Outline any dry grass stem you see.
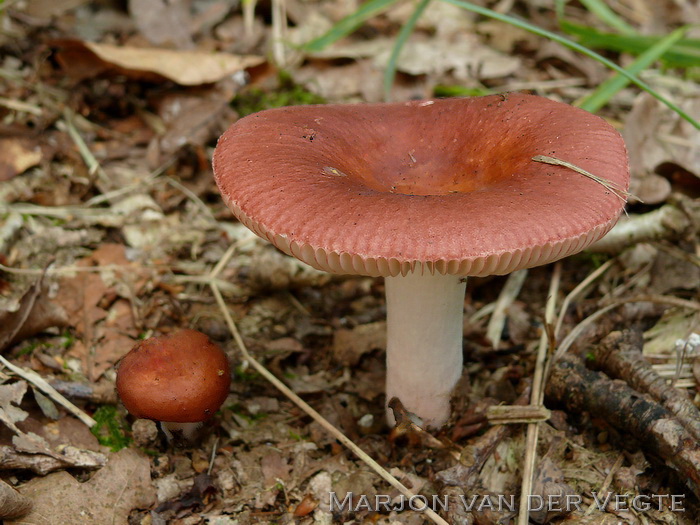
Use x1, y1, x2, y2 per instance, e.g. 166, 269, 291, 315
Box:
532, 155, 633, 203
554, 258, 615, 340
486, 269, 528, 348
0, 96, 42, 115
0, 355, 96, 428
62, 108, 109, 184
517, 262, 561, 525
485, 405, 551, 424
555, 295, 700, 360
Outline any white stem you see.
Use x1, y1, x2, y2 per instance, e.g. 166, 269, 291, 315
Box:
161, 421, 202, 442
385, 271, 466, 428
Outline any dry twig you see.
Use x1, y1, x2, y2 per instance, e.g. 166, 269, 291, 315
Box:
532, 155, 632, 203
518, 262, 560, 525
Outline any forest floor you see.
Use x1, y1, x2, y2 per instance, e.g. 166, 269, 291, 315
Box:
1, 0, 700, 524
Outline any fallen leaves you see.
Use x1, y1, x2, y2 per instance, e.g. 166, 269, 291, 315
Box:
0, 138, 42, 181
56, 243, 142, 381
624, 90, 700, 203
0, 380, 105, 475
333, 321, 386, 366
0, 272, 68, 353
0, 480, 31, 521
54, 40, 265, 85
6, 448, 155, 525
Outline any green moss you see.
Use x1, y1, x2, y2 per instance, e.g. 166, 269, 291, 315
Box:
232, 72, 325, 117
91, 406, 131, 451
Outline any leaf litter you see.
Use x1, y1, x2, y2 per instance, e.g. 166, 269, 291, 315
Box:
1, 0, 700, 524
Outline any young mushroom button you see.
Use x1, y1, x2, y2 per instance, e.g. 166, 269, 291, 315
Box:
116, 329, 231, 441
213, 94, 630, 428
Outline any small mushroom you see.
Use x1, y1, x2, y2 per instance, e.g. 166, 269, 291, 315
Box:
116, 329, 231, 441
213, 94, 629, 427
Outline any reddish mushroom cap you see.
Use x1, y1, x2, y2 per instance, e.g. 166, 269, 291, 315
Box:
213, 94, 629, 277
116, 330, 231, 423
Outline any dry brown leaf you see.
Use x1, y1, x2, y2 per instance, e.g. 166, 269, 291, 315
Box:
154, 87, 236, 159
332, 321, 386, 366
57, 244, 140, 380
260, 450, 291, 488
625, 91, 700, 201
54, 40, 265, 85
0, 382, 106, 475
0, 279, 69, 352
310, 34, 520, 81
7, 448, 155, 525
20, 0, 89, 19
0, 137, 42, 181
0, 480, 31, 521
0, 381, 29, 426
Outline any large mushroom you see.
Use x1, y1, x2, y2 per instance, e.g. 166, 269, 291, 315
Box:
213, 94, 629, 428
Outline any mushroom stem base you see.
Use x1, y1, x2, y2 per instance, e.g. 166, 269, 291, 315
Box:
160, 421, 203, 442
384, 271, 466, 428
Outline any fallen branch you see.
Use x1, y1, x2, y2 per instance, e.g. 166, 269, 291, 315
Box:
545, 354, 700, 498
590, 330, 700, 443
590, 203, 691, 253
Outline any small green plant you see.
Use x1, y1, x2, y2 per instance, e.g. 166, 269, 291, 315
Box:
233, 72, 325, 117
228, 403, 268, 423
16, 341, 41, 357
91, 406, 131, 451
572, 250, 611, 269
59, 331, 75, 349
288, 429, 304, 441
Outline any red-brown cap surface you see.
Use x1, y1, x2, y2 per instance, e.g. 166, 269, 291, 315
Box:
213, 94, 629, 277
116, 330, 231, 423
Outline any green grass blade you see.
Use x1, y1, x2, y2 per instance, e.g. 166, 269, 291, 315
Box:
578, 27, 688, 113
303, 0, 402, 53
578, 0, 636, 35
560, 20, 700, 68
383, 0, 432, 102
439, 0, 699, 130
